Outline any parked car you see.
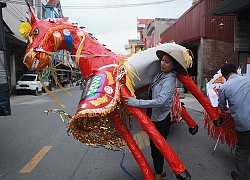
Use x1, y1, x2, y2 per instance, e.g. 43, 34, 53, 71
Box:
15, 74, 49, 95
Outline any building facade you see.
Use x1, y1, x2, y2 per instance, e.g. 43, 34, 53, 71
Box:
126, 18, 177, 54
146, 18, 177, 47
160, 0, 241, 92
131, 0, 250, 93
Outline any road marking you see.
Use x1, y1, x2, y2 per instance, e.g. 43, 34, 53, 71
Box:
19, 146, 52, 173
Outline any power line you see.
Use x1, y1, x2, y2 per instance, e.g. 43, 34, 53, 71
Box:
2, 0, 184, 9
3, 0, 34, 6
2, 0, 44, 8
1, 0, 181, 22
2, 0, 45, 23
4, 7, 23, 22
61, 0, 176, 9
4, 0, 27, 22
7, 0, 26, 19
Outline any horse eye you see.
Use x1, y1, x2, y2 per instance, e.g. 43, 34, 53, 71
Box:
33, 27, 39, 37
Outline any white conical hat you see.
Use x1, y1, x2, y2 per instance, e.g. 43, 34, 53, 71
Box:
156, 49, 188, 75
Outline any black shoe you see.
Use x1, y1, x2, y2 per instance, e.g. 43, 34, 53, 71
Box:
213, 117, 223, 127
176, 169, 191, 180
189, 125, 199, 135
231, 171, 239, 180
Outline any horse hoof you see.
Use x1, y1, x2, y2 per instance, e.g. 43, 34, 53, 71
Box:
176, 169, 191, 180
213, 117, 223, 127
189, 126, 198, 135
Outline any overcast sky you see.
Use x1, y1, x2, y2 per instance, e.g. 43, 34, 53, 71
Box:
60, 0, 192, 54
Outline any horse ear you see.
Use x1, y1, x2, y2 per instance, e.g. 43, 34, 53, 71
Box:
26, 1, 37, 24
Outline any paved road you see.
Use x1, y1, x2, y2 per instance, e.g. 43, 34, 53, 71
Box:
1, 88, 249, 180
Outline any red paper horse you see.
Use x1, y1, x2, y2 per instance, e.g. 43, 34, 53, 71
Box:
19, 5, 223, 180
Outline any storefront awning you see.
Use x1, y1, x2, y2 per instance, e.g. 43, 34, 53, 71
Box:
4, 20, 27, 47
204, 0, 250, 16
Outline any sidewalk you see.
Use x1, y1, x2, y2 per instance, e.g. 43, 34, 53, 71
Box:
181, 93, 204, 112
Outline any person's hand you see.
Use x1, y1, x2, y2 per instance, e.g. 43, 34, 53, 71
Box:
122, 96, 130, 106
217, 108, 221, 114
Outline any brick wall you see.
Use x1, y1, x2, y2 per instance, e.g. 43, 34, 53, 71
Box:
202, 38, 238, 77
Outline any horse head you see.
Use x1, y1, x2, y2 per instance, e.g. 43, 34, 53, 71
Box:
20, 7, 73, 71
19, 6, 125, 79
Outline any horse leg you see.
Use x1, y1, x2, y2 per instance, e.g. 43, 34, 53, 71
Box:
110, 111, 154, 180
181, 105, 199, 135
176, 74, 222, 127
121, 86, 191, 179
172, 88, 198, 135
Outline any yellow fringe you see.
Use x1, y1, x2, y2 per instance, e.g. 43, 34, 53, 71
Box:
37, 72, 65, 108
49, 60, 72, 97
185, 50, 193, 68
114, 55, 141, 98
115, 54, 131, 70
123, 64, 141, 98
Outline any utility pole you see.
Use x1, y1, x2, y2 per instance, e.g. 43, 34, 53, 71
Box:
0, 1, 11, 116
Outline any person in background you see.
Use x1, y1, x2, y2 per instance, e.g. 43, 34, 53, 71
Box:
218, 64, 250, 180
124, 49, 191, 180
